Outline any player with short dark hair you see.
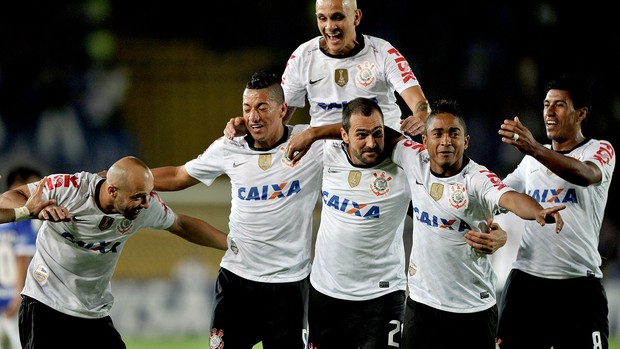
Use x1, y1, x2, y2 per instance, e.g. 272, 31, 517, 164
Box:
393, 99, 565, 349
496, 74, 615, 348
152, 72, 325, 348
307, 97, 411, 348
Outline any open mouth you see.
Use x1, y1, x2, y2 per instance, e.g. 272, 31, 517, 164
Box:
545, 119, 558, 131
325, 32, 342, 43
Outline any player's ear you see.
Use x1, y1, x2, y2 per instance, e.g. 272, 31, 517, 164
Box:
279, 102, 288, 120
341, 128, 349, 143
107, 184, 118, 198
354, 9, 362, 26
578, 107, 588, 121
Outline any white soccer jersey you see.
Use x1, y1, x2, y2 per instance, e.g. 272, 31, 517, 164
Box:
22, 172, 175, 318
310, 140, 411, 301
281, 34, 421, 130
392, 139, 515, 313
184, 125, 323, 283
503, 139, 615, 279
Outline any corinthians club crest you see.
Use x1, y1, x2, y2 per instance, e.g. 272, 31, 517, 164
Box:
448, 183, 468, 209
209, 328, 224, 349
355, 61, 377, 88
370, 171, 392, 196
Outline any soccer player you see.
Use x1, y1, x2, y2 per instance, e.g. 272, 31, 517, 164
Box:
151, 72, 325, 348
496, 75, 615, 349
282, 0, 429, 135
0, 156, 227, 349
0, 167, 41, 349
391, 99, 565, 349
226, 0, 430, 146
226, 96, 510, 348
307, 97, 411, 348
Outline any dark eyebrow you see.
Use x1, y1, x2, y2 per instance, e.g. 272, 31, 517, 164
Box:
430, 126, 462, 133
355, 125, 383, 133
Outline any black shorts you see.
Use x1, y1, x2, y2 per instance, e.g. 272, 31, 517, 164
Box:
307, 283, 405, 349
19, 295, 126, 349
497, 269, 609, 349
401, 297, 497, 349
210, 267, 309, 349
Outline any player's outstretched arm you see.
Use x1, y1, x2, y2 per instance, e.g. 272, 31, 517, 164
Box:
167, 213, 228, 251
151, 166, 200, 192
0, 177, 71, 222
286, 123, 343, 163
499, 191, 565, 233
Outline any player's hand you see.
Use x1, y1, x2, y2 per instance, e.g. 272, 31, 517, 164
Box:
535, 205, 565, 233
224, 117, 247, 140
498, 116, 540, 156
26, 178, 72, 222
400, 114, 425, 137
286, 128, 316, 163
464, 219, 507, 254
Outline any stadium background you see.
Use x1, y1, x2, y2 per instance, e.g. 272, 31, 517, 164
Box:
1, 0, 619, 347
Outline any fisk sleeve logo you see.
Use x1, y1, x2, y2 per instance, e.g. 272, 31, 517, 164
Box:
402, 139, 425, 152
387, 47, 415, 83
593, 141, 614, 166
479, 170, 507, 190
45, 174, 80, 190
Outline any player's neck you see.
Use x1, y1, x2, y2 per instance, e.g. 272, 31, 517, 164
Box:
552, 131, 585, 152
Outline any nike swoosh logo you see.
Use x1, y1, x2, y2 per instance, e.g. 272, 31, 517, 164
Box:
415, 180, 423, 185
233, 161, 248, 168
72, 217, 87, 222
327, 168, 340, 173
309, 77, 326, 85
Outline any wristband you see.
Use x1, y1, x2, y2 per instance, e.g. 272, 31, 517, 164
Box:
14, 206, 30, 222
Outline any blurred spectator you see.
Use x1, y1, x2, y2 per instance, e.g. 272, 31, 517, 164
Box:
0, 166, 42, 349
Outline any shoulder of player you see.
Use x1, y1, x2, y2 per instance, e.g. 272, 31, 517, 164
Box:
394, 138, 425, 155
463, 161, 507, 188
42, 171, 94, 196
584, 138, 614, 153
362, 34, 395, 50
290, 36, 322, 57
290, 124, 312, 135
362, 33, 389, 45
219, 136, 251, 152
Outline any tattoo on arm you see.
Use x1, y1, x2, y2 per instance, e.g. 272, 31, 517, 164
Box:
414, 100, 430, 114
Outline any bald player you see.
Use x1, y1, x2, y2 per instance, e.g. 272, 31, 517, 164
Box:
0, 156, 227, 349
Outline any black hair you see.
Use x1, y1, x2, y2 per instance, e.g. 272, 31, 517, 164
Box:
7, 166, 42, 188
342, 97, 384, 132
545, 74, 592, 113
245, 71, 285, 104
246, 71, 281, 89
426, 99, 467, 134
